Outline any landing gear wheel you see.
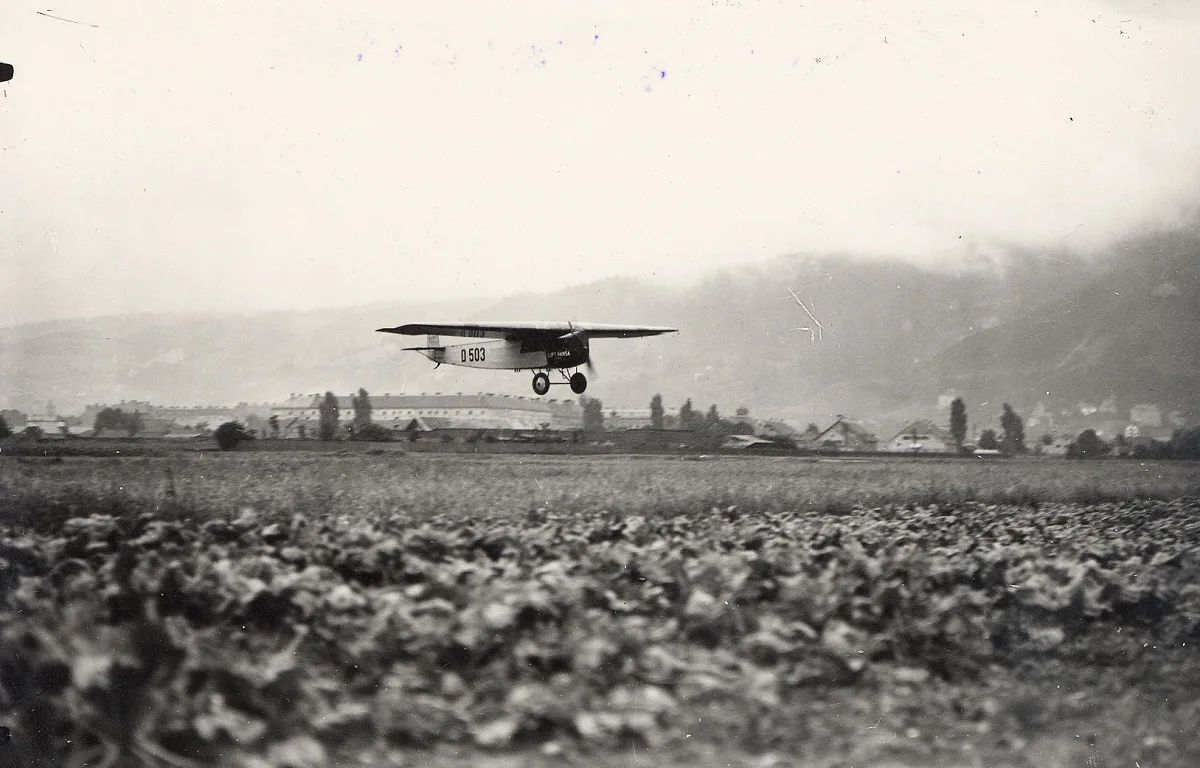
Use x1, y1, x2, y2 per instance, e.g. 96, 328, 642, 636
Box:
569, 372, 588, 394
532, 372, 551, 396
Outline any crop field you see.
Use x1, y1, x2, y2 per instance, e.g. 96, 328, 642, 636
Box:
2, 451, 1200, 768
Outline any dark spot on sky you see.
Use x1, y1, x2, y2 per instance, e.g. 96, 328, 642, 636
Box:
660, 70, 666, 79
1069, 117, 1074, 121
357, 53, 362, 62
594, 34, 599, 40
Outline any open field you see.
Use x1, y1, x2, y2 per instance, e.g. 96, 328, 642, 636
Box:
2, 451, 1200, 767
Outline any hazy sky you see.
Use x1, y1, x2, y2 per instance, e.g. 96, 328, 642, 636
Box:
3, 0, 1199, 326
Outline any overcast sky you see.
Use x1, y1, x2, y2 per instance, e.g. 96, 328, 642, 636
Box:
3, 0, 1199, 326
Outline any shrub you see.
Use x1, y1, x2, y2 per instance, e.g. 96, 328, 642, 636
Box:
1069, 429, 1109, 459
215, 421, 254, 451
354, 423, 392, 442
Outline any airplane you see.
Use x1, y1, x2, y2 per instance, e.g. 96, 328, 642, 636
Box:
375, 321, 678, 396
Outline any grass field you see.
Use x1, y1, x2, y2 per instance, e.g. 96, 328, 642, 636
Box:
2, 450, 1199, 767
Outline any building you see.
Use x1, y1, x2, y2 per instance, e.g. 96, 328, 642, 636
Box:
756, 419, 800, 441
268, 393, 584, 437
24, 415, 66, 437
1041, 435, 1075, 457
887, 420, 955, 453
720, 434, 778, 451
81, 401, 249, 430
605, 408, 654, 430
811, 416, 880, 452
936, 390, 960, 410
1130, 404, 1163, 428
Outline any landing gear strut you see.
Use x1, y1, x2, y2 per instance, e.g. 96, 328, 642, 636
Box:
532, 372, 550, 396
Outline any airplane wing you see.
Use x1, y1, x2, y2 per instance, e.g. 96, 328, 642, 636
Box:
376, 322, 677, 340
569, 322, 679, 339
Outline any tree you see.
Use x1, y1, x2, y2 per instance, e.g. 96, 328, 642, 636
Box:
215, 421, 254, 451
1000, 404, 1026, 455
268, 415, 280, 439
582, 397, 604, 434
319, 392, 340, 441
0, 415, 10, 438
650, 394, 664, 430
679, 399, 694, 429
93, 407, 121, 431
678, 399, 705, 430
1069, 429, 1109, 459
352, 388, 372, 433
949, 397, 967, 452
706, 404, 721, 426
1169, 427, 1200, 460
93, 407, 142, 436
978, 428, 999, 450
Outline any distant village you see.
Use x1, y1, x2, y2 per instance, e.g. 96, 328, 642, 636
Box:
0, 388, 1191, 458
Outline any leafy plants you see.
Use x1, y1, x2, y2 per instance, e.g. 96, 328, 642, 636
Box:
1, 453, 1198, 767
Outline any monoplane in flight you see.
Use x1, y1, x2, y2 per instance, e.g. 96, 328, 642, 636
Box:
376, 321, 677, 395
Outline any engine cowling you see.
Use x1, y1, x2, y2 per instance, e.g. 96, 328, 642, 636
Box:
545, 332, 590, 369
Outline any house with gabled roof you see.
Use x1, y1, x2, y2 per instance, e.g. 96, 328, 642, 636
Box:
812, 416, 879, 452
887, 419, 955, 453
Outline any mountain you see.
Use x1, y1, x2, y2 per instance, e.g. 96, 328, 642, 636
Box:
909, 227, 1200, 425
2, 234, 1196, 435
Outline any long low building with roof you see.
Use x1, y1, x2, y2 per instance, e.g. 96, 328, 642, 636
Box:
269, 393, 583, 436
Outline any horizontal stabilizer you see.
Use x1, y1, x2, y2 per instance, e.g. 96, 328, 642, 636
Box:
402, 346, 445, 351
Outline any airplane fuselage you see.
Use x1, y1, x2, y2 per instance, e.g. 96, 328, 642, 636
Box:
421, 337, 589, 371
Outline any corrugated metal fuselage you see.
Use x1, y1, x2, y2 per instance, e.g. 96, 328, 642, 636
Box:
419, 337, 589, 371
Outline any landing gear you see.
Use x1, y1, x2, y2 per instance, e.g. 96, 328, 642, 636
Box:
531, 370, 587, 396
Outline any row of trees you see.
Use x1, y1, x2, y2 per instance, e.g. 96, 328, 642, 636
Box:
93, 407, 145, 437
580, 394, 755, 441
947, 397, 1200, 460
1063, 426, 1200, 460
315, 389, 390, 441
947, 397, 1027, 454
219, 388, 377, 449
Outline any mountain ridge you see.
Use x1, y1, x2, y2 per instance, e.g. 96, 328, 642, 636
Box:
2, 240, 1196, 435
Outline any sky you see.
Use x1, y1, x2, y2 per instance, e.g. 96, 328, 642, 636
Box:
3, 0, 1200, 326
